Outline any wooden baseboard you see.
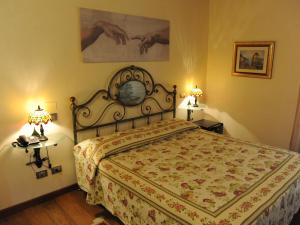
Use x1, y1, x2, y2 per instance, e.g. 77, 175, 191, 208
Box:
0, 183, 79, 218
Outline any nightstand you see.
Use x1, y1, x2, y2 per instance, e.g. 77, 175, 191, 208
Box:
193, 119, 224, 134
12, 137, 58, 169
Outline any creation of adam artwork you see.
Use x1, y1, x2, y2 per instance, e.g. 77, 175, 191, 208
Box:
80, 8, 170, 62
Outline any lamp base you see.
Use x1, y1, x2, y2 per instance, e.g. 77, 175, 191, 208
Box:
193, 96, 199, 107
39, 135, 48, 142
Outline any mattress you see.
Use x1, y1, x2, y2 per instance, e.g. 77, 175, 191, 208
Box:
74, 119, 300, 225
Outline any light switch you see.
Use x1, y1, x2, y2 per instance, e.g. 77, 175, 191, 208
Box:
50, 113, 58, 121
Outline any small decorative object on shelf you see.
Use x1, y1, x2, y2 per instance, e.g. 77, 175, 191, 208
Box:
190, 85, 203, 107
194, 119, 223, 134
28, 105, 52, 141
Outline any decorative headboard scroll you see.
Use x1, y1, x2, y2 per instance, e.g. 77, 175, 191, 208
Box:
70, 65, 177, 144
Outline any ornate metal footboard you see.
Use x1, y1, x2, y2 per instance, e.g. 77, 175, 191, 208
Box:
70, 65, 177, 144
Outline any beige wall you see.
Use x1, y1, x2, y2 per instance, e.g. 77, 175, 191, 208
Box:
0, 0, 209, 209
5, 0, 299, 211
205, 0, 300, 148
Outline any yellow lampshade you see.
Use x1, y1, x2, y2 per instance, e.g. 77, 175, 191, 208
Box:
191, 85, 203, 97
28, 105, 52, 125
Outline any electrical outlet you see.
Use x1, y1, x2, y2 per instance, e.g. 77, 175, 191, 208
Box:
36, 170, 48, 179
51, 165, 62, 174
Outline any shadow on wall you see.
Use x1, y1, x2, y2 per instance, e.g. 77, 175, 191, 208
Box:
204, 107, 260, 143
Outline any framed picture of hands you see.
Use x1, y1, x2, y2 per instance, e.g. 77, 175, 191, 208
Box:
80, 8, 170, 62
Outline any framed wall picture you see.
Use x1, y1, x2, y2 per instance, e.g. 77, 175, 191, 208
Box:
232, 41, 275, 79
80, 8, 170, 63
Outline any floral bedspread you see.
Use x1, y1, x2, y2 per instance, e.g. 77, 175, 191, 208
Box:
74, 120, 300, 225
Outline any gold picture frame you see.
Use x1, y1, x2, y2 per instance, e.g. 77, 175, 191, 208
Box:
232, 41, 275, 79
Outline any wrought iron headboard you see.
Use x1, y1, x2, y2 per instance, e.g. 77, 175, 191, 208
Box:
70, 65, 177, 144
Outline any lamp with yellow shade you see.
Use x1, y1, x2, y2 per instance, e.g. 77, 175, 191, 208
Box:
191, 85, 203, 107
28, 105, 52, 141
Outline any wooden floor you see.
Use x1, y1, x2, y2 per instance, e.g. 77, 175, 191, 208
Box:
0, 190, 122, 225
0, 189, 299, 225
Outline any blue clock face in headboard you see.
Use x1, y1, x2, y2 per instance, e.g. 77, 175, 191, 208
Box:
118, 80, 146, 106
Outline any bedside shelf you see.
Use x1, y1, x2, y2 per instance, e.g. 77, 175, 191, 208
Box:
193, 119, 224, 134
16, 140, 58, 150
12, 135, 60, 169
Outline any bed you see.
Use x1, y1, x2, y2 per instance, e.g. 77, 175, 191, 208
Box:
70, 65, 300, 225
